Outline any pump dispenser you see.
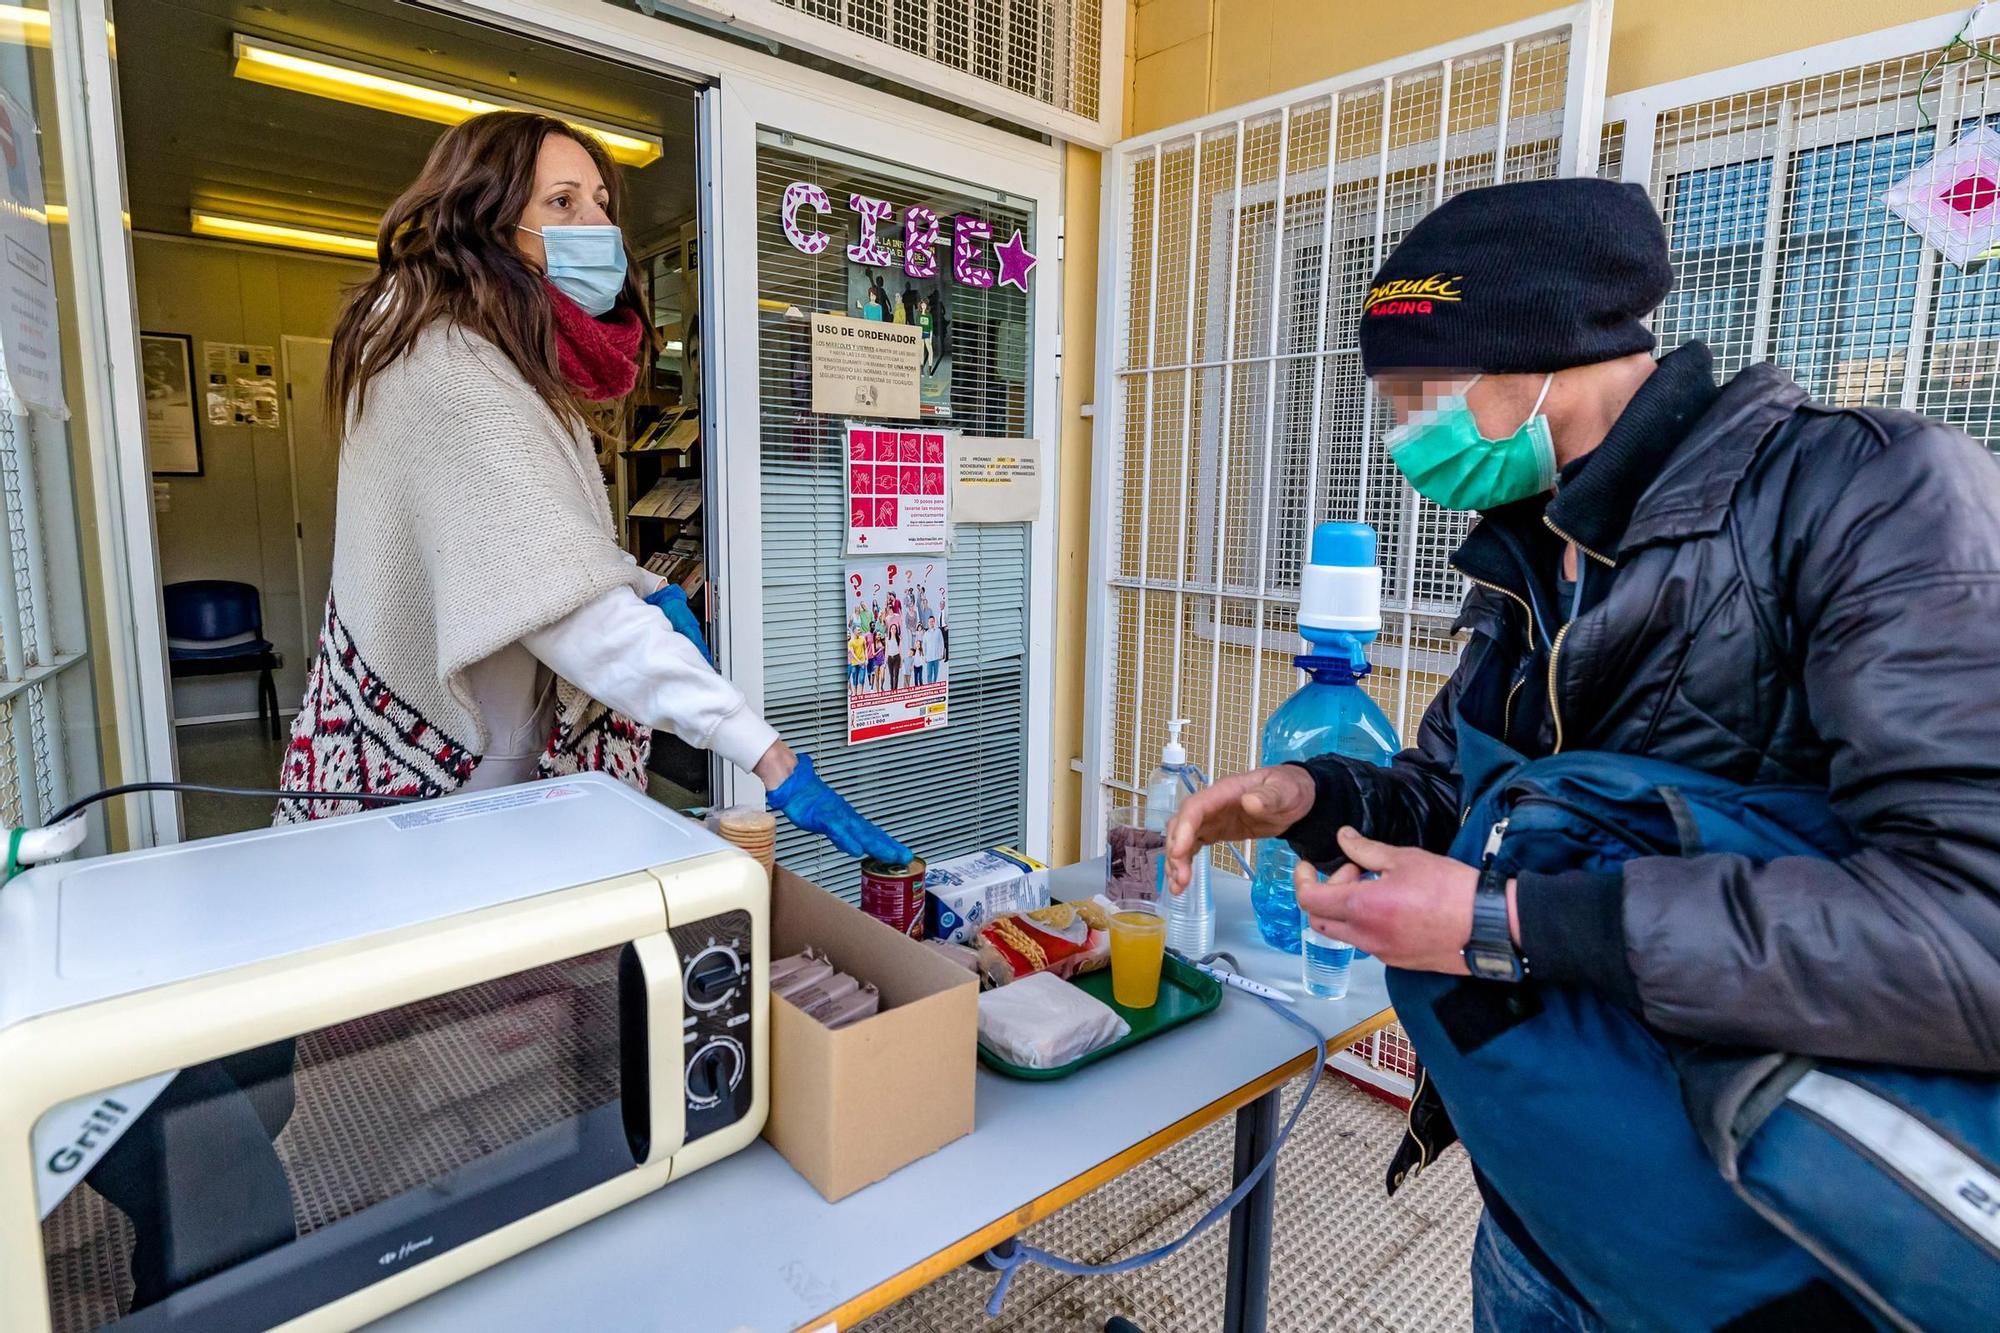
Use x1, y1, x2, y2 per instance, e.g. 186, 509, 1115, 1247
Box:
1145, 719, 1211, 955
1251, 523, 1400, 957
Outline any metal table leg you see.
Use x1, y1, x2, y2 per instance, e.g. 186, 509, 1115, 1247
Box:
1222, 1087, 1282, 1333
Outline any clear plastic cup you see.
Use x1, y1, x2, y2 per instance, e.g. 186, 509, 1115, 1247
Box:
1104, 804, 1164, 904
1302, 925, 1356, 999
1109, 899, 1167, 1009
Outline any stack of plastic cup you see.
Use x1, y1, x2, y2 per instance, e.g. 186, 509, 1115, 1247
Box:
709, 806, 776, 880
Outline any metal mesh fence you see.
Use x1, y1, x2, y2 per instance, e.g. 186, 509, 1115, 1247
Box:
1100, 27, 1581, 834
1651, 40, 2000, 446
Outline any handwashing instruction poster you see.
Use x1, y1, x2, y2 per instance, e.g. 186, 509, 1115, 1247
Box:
845, 421, 950, 555
844, 557, 948, 745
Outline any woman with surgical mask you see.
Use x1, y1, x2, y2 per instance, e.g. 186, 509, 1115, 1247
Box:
278, 111, 906, 864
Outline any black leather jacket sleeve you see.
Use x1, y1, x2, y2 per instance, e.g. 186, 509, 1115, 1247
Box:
1618, 419, 2000, 1070
1285, 642, 1474, 869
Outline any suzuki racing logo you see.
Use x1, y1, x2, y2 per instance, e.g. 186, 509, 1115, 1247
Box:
1364, 272, 1464, 317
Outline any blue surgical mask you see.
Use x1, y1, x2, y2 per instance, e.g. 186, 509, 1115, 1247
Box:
519, 223, 627, 316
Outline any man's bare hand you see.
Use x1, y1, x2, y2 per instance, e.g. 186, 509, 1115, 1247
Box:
1295, 826, 1485, 974
1163, 765, 1315, 896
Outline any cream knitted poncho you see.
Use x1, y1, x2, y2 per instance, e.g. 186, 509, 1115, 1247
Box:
277, 322, 656, 819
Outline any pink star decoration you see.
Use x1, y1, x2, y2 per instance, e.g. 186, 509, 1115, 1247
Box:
995, 229, 1037, 292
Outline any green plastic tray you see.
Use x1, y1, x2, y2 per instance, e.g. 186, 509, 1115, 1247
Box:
978, 954, 1224, 1080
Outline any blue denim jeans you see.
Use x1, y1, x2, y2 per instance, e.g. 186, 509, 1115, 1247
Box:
1471, 1211, 1602, 1333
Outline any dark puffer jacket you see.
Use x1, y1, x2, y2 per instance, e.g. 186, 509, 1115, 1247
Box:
1292, 344, 2000, 1072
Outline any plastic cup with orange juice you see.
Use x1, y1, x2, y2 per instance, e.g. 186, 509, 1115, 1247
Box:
1109, 899, 1167, 1009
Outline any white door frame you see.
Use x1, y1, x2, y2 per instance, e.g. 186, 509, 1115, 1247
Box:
442, 0, 1065, 856
54, 0, 182, 843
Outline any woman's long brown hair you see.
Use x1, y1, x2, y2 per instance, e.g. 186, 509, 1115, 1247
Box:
327, 111, 652, 428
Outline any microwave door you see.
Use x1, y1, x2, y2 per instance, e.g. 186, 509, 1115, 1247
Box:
621, 933, 687, 1168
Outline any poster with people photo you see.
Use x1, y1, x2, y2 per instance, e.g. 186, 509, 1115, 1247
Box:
844, 557, 949, 745
847, 225, 951, 417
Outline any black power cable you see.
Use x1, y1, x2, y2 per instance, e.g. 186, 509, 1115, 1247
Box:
47, 782, 421, 827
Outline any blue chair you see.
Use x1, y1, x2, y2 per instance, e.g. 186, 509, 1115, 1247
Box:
164, 581, 284, 739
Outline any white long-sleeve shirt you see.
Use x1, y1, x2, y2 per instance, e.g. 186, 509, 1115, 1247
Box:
460, 585, 778, 791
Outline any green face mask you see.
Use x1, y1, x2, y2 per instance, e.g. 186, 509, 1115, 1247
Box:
1386, 374, 1557, 511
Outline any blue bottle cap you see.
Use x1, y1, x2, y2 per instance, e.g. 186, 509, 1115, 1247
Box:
1310, 521, 1377, 569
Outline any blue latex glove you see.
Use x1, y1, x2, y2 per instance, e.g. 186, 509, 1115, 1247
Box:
767, 753, 912, 864
645, 584, 714, 666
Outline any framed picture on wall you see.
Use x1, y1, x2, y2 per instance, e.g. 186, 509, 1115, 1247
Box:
140, 331, 202, 475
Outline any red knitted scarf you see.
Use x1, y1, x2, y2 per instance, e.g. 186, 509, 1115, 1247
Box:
548, 282, 643, 402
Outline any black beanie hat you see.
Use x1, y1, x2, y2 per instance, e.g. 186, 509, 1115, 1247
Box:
1357, 178, 1674, 376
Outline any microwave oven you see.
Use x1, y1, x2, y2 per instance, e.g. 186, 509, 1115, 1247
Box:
0, 774, 768, 1333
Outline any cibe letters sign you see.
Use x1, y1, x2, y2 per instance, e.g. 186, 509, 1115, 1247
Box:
780, 184, 1038, 294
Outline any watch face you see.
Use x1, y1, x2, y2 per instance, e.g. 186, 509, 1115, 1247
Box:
1465, 946, 1522, 983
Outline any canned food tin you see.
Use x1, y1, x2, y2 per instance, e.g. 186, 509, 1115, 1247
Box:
860, 857, 927, 938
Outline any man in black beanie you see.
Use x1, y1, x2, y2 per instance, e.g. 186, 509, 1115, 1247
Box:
1167, 178, 2000, 1328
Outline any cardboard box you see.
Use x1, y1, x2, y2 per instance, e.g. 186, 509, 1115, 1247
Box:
764, 867, 978, 1201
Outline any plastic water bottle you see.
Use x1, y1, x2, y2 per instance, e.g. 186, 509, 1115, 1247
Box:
1251, 522, 1400, 954
1147, 719, 1212, 957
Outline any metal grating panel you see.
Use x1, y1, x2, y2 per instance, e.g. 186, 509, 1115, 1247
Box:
755, 138, 1032, 901
0, 395, 38, 668
27, 681, 55, 820
771, 0, 1102, 120
1098, 24, 1587, 834
1599, 118, 1625, 179
0, 698, 22, 829
1651, 40, 2000, 447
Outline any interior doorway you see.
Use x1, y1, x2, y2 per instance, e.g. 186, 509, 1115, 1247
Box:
110, 0, 707, 837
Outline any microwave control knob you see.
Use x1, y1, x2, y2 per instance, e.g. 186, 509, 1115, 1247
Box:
687, 1037, 743, 1105
685, 946, 743, 1011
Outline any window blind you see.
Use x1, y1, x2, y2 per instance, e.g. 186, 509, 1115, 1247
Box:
754, 135, 1033, 901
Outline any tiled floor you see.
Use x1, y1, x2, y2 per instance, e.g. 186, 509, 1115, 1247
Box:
857, 1076, 1481, 1333
173, 718, 291, 839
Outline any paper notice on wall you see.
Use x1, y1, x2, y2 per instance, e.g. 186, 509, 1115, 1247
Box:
949, 437, 1041, 523
203, 342, 281, 428
845, 422, 949, 555
203, 342, 232, 424
845, 557, 948, 745
811, 312, 922, 419
0, 88, 65, 415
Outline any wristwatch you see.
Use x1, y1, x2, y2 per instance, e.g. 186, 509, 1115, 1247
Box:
1463, 818, 1529, 983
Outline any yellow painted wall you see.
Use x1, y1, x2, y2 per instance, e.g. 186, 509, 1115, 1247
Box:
1128, 0, 1970, 135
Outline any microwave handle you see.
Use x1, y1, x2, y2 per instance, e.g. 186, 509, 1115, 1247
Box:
624, 933, 687, 1166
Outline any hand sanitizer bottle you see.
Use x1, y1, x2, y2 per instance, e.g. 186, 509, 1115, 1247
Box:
1146, 719, 1212, 957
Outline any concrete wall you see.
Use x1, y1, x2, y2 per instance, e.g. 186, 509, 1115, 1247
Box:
132, 235, 367, 722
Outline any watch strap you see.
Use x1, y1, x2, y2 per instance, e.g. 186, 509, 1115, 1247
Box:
1465, 857, 1528, 981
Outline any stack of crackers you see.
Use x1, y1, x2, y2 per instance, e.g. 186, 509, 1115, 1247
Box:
711, 805, 776, 880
